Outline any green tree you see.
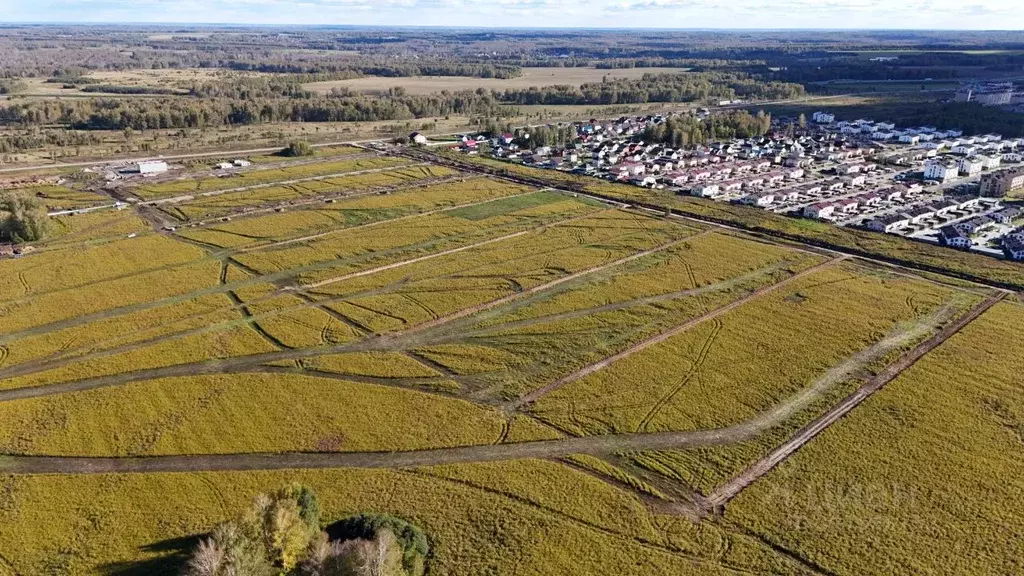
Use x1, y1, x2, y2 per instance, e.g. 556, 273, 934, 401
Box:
281, 141, 315, 157
0, 192, 50, 243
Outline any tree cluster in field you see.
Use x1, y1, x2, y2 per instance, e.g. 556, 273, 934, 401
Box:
494, 72, 805, 106
184, 484, 429, 576
280, 141, 315, 157
0, 130, 102, 154
0, 192, 50, 243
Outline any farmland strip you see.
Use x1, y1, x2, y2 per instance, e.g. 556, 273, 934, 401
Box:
509, 255, 849, 409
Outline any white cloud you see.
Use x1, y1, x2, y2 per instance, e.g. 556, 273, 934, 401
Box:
3, 0, 1023, 29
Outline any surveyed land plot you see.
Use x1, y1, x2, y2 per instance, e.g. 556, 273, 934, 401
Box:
232, 190, 608, 282
394, 232, 827, 400
725, 302, 1024, 576
0, 208, 698, 397
175, 176, 530, 249
528, 262, 976, 439
131, 156, 410, 200
165, 164, 459, 222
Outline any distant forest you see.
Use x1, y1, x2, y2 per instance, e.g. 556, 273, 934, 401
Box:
1, 25, 1023, 151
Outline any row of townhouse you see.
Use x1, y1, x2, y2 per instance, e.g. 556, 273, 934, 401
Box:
868, 196, 988, 234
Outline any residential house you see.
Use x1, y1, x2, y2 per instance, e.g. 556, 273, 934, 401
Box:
836, 198, 860, 213
867, 214, 910, 233
939, 226, 972, 249
690, 183, 720, 197
991, 207, 1020, 225
1003, 235, 1024, 260
804, 203, 837, 219
903, 206, 934, 224
740, 192, 776, 207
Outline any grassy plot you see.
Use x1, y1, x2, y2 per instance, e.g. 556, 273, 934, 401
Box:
176, 177, 529, 248
529, 262, 969, 436
44, 209, 151, 244
0, 257, 222, 336
727, 302, 1024, 576
0, 323, 276, 392
0, 462, 811, 576
0, 234, 204, 301
0, 373, 508, 456
413, 232, 821, 399
312, 209, 694, 335
24, 185, 110, 210
233, 193, 604, 281
132, 156, 410, 200
168, 164, 458, 222
0, 293, 240, 369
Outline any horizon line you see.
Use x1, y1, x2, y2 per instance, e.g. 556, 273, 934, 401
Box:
1, 22, 1023, 33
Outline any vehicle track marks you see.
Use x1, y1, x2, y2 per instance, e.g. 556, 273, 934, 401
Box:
636, 318, 722, 433
509, 256, 847, 409
704, 292, 1003, 508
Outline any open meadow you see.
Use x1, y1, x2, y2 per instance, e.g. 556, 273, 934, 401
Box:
0, 149, 1020, 576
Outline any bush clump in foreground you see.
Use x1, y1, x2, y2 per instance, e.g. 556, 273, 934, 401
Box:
0, 192, 50, 243
183, 484, 429, 576
281, 141, 315, 157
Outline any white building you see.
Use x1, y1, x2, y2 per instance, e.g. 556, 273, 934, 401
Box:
804, 203, 836, 220
952, 144, 978, 156
690, 183, 720, 198
959, 157, 984, 177
980, 155, 1002, 170
899, 134, 921, 145
137, 161, 168, 175
924, 161, 959, 182
812, 111, 836, 124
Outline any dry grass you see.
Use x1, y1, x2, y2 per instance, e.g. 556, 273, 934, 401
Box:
728, 302, 1024, 576
0, 373, 507, 456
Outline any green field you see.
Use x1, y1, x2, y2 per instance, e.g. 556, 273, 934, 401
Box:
0, 151, 1018, 575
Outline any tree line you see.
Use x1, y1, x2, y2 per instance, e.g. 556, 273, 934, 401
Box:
495, 72, 805, 106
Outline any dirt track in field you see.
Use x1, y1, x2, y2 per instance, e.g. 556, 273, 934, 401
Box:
0, 232, 698, 401
507, 255, 849, 409
704, 291, 1004, 508
0, 208, 589, 347
0, 293, 998, 477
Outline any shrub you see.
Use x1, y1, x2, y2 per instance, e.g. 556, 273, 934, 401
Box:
282, 141, 315, 157
327, 514, 430, 576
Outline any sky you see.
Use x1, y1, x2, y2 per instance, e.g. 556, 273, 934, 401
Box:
1, 0, 1022, 30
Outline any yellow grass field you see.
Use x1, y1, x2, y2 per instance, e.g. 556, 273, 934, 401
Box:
0, 157, 1014, 576
727, 302, 1024, 576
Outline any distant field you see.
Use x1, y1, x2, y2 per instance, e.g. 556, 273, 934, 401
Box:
303, 67, 691, 95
